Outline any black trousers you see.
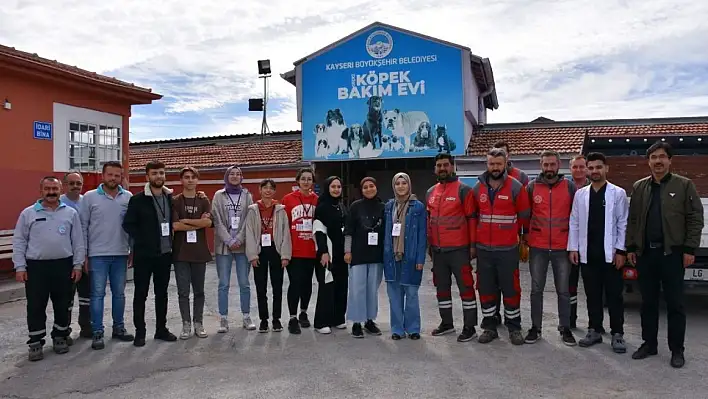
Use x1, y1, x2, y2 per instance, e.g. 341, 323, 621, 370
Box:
286, 257, 316, 316
133, 253, 172, 334
638, 249, 686, 352
25, 258, 74, 344
581, 258, 624, 335
314, 258, 348, 329
569, 263, 580, 326
69, 268, 91, 332
253, 246, 285, 321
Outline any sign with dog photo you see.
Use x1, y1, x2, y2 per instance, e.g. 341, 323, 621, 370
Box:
301, 26, 464, 161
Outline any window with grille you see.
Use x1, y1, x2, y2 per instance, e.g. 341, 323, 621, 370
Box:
68, 122, 121, 171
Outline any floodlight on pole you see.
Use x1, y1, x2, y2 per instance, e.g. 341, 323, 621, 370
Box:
249, 59, 272, 137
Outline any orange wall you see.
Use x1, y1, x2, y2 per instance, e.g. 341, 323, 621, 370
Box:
0, 68, 132, 230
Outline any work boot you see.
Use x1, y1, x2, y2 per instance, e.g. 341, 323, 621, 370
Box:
91, 332, 105, 350
112, 327, 135, 342
154, 329, 177, 342
53, 337, 69, 354
478, 329, 499, 344
509, 330, 525, 346
28, 342, 43, 362
578, 329, 602, 348
670, 351, 686, 368
632, 343, 658, 360
611, 333, 627, 354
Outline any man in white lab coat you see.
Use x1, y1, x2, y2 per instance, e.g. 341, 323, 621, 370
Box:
568, 152, 629, 354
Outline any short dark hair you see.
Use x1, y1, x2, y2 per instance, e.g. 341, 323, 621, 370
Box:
63, 170, 83, 182
296, 167, 314, 180
434, 153, 454, 164
260, 179, 276, 189
40, 176, 60, 186
571, 154, 586, 163
145, 160, 166, 174
493, 140, 510, 152
586, 152, 606, 165
646, 141, 673, 159
540, 150, 560, 161
102, 161, 123, 173
179, 166, 199, 179
488, 147, 507, 159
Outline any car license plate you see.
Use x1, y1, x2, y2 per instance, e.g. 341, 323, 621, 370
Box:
685, 268, 708, 281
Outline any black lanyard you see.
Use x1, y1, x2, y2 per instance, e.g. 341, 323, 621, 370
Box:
153, 195, 167, 221
260, 205, 275, 231
299, 198, 313, 218
226, 192, 243, 213
395, 198, 410, 222
185, 196, 198, 218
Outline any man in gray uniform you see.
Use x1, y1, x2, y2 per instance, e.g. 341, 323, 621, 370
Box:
12, 176, 84, 361
60, 170, 91, 340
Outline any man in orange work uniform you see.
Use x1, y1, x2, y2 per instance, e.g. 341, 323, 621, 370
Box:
471, 148, 530, 345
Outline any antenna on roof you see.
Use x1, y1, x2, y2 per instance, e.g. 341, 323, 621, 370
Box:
249, 60, 272, 139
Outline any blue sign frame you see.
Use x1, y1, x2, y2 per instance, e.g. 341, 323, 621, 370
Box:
301, 26, 465, 161
33, 121, 53, 141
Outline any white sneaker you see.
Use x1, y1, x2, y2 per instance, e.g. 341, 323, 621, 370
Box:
217, 317, 229, 333
194, 322, 208, 338
335, 323, 347, 330
180, 322, 192, 340
242, 316, 256, 331
316, 327, 332, 334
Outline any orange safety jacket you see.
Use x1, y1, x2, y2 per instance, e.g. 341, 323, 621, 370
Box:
426, 176, 475, 251
470, 172, 530, 251
527, 175, 577, 250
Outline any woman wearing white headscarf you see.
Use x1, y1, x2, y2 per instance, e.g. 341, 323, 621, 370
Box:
383, 173, 427, 340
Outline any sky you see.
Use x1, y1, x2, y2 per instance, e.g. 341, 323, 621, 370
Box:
2, 0, 707, 142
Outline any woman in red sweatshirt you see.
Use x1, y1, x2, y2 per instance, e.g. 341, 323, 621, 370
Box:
280, 167, 319, 334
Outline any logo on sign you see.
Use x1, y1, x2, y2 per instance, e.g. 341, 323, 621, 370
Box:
366, 30, 393, 59
33, 121, 52, 141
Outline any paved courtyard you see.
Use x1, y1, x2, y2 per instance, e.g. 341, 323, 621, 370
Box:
1, 262, 707, 399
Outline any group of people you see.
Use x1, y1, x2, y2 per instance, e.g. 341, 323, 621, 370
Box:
11, 140, 703, 369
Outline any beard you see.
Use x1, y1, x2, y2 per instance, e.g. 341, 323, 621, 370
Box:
543, 171, 558, 179
104, 181, 118, 189
489, 170, 503, 180
150, 180, 164, 188
590, 173, 603, 182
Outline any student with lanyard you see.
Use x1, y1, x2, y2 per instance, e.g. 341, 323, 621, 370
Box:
280, 168, 319, 334
312, 176, 349, 334
245, 179, 292, 333
211, 165, 255, 333
344, 177, 385, 338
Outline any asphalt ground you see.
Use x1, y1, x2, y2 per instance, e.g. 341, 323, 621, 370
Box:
1, 261, 707, 399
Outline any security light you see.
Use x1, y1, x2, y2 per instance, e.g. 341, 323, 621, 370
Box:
258, 60, 271, 75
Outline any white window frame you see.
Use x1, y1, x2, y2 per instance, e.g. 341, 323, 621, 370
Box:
67, 121, 122, 171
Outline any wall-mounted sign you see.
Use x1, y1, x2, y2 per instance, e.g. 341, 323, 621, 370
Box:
301, 26, 464, 161
33, 121, 53, 140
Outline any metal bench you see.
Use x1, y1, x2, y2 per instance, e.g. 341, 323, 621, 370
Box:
0, 229, 13, 260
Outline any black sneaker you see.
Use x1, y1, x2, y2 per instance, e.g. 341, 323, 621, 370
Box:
632, 343, 658, 360
670, 351, 685, 368
112, 327, 135, 342
298, 312, 311, 328
258, 320, 269, 333
364, 320, 382, 336
92, 332, 105, 350
133, 331, 146, 347
272, 319, 283, 332
392, 333, 403, 340
524, 328, 541, 344
431, 323, 456, 336
352, 323, 364, 338
409, 333, 421, 340
154, 329, 177, 342
560, 328, 577, 346
288, 317, 301, 334
478, 329, 499, 344
457, 326, 477, 342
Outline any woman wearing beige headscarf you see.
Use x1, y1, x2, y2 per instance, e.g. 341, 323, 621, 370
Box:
382, 173, 427, 340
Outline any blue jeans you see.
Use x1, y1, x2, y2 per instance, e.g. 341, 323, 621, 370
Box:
387, 282, 421, 335
89, 256, 128, 334
347, 263, 383, 323
215, 253, 251, 316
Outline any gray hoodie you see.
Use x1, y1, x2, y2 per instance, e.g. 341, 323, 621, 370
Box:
211, 188, 253, 255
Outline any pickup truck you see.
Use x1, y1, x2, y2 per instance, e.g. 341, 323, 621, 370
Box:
622, 198, 708, 291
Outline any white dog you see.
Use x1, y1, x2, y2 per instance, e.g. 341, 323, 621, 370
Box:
314, 123, 329, 157
382, 109, 430, 153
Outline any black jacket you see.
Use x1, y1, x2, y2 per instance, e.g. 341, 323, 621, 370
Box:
123, 187, 173, 258
314, 199, 347, 263
344, 197, 385, 266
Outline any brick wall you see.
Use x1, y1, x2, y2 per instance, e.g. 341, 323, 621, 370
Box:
607, 155, 708, 196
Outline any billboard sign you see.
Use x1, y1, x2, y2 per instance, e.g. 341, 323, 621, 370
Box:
301, 26, 465, 161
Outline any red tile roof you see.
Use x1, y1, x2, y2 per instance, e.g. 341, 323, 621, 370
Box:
586, 123, 708, 137
0, 44, 160, 96
129, 139, 303, 171
467, 127, 586, 156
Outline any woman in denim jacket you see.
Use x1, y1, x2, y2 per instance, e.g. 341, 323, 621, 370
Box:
383, 173, 427, 340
